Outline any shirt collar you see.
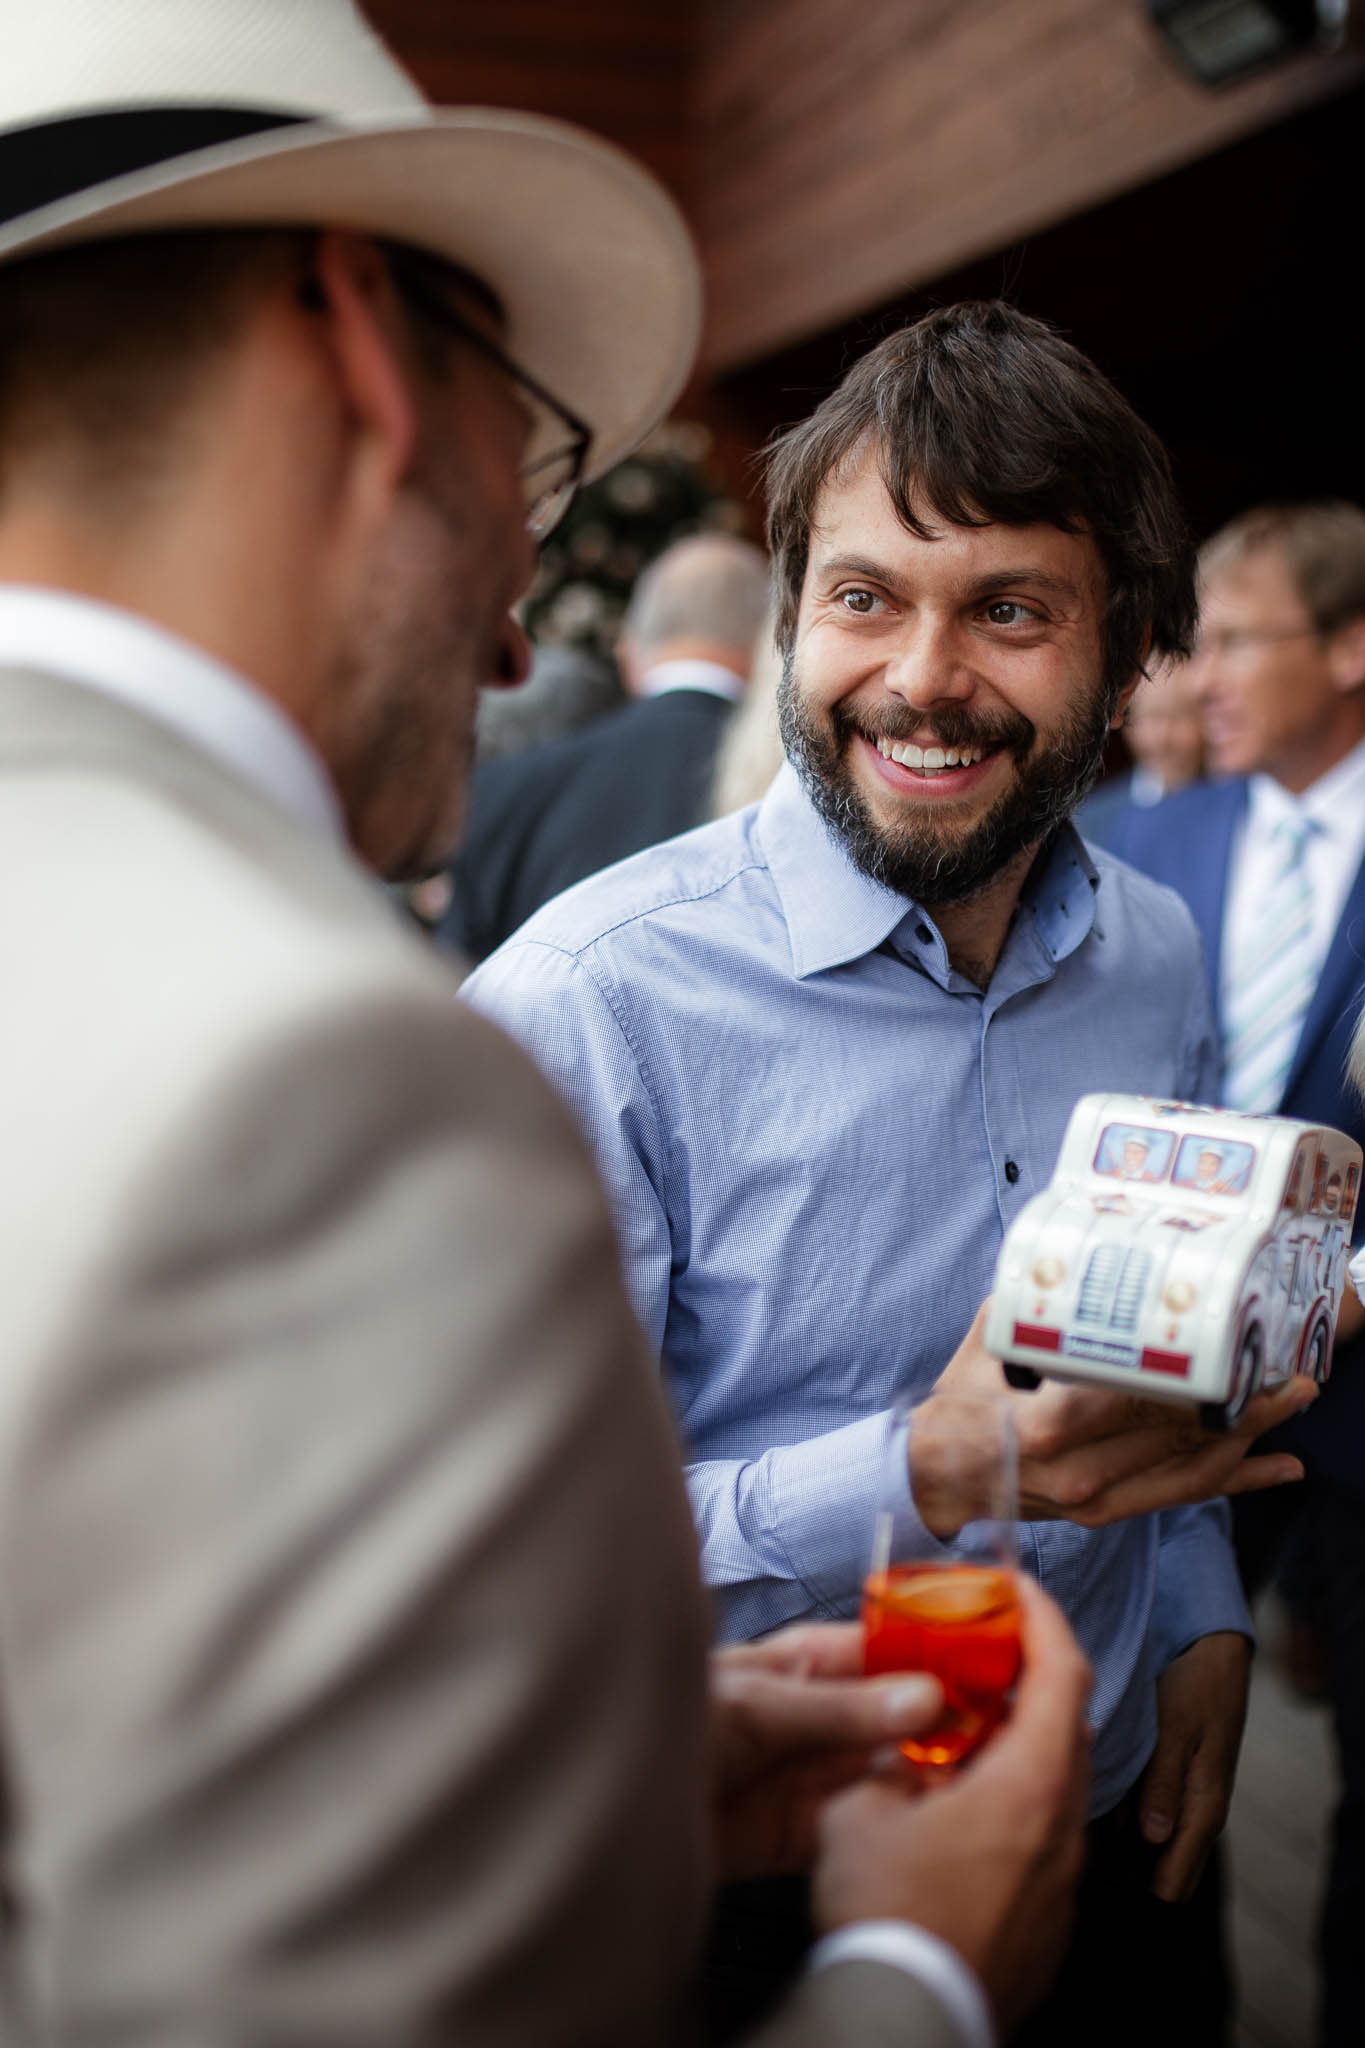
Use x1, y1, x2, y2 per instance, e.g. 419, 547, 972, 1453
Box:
1247, 732, 1365, 829
1293, 730, 1365, 838
0, 584, 344, 842
755, 760, 1101, 982
637, 657, 746, 704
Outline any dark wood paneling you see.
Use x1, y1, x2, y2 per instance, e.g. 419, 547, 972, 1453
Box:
701, 83, 1365, 542
364, 2, 696, 197
361, 0, 1361, 512
694, 0, 1362, 371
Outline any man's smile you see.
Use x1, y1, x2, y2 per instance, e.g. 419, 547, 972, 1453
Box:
859, 730, 1005, 799
875, 734, 988, 774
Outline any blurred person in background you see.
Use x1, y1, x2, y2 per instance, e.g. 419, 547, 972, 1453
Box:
1110, 500, 1365, 2048
1074, 652, 1203, 849
473, 637, 624, 763
404, 640, 621, 925
436, 531, 769, 961
710, 618, 787, 818
0, 6, 1097, 2047
465, 302, 1317, 2048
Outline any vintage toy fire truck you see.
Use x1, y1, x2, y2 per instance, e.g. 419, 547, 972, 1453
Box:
985, 1095, 1362, 1430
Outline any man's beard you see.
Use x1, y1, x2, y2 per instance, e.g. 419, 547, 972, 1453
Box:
777, 656, 1113, 907
326, 472, 485, 881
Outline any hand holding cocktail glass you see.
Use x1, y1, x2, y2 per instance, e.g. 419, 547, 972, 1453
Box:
864, 1396, 1021, 1774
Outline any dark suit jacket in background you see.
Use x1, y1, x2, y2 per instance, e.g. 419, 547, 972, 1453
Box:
1073, 769, 1142, 851
1110, 779, 1365, 1489
438, 686, 735, 963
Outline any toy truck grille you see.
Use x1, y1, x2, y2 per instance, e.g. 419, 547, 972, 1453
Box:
1076, 1246, 1152, 1333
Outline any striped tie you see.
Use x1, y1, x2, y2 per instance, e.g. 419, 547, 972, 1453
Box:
1221, 815, 1320, 1113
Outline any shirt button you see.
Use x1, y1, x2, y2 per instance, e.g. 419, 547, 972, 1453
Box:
916, 923, 932, 944
1004, 1159, 1021, 1184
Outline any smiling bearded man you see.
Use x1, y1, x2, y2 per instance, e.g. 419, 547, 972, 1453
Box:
463, 301, 1316, 2048
776, 512, 1115, 918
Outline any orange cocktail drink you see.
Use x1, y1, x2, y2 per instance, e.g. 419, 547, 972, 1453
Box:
863, 1558, 1022, 1769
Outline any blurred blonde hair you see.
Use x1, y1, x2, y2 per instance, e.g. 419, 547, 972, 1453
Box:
1350, 1005, 1365, 1102
709, 620, 785, 817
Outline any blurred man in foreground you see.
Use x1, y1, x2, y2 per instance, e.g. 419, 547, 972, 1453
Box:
0, 4, 1093, 2044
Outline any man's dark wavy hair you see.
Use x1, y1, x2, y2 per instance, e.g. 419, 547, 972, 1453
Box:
764, 300, 1198, 713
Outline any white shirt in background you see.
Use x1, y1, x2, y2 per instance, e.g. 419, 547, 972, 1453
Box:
1221, 733, 1365, 1024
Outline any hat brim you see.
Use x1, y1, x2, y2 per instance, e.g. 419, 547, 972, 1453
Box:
0, 108, 702, 479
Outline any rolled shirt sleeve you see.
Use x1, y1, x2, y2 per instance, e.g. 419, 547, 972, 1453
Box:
1151, 1500, 1253, 1671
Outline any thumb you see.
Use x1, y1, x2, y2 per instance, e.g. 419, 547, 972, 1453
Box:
730, 1668, 944, 1759
1139, 1726, 1191, 1845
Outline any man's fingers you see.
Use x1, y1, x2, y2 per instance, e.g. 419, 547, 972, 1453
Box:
1150, 1806, 1217, 1903
1138, 1733, 1188, 1848
720, 1666, 945, 1760
1013, 1376, 1317, 1518
976, 1578, 1092, 1789
1019, 1421, 1201, 1515
1017, 1380, 1196, 1454
1222, 1453, 1305, 1496
1234, 1376, 1318, 1439
1020, 1389, 1314, 1525
1091, 1427, 1305, 1522
716, 1622, 864, 1682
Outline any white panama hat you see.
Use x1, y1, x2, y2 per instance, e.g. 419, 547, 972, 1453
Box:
0, 0, 703, 479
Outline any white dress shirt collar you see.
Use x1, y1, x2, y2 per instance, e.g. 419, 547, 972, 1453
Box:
636, 657, 746, 704
0, 584, 343, 843
1248, 731, 1365, 839
1129, 765, 1166, 808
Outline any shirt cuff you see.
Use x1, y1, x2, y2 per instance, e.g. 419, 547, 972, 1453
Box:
763, 1411, 920, 1611
1151, 1500, 1252, 1670
810, 1921, 995, 2048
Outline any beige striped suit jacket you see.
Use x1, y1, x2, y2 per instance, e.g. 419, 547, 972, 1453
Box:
0, 665, 970, 2048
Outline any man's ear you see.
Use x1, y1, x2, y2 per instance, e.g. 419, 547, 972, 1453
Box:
307, 230, 418, 534
1109, 631, 1152, 729
1326, 616, 1365, 698
1110, 673, 1143, 730
617, 633, 645, 695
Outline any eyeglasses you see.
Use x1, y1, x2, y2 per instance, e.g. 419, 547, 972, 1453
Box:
1193, 625, 1320, 660
384, 248, 593, 541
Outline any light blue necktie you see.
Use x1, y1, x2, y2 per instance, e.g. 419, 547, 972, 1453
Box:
1222, 814, 1320, 1113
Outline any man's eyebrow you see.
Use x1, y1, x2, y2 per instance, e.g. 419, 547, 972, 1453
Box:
810, 552, 904, 586
966, 568, 1085, 604
810, 553, 1086, 606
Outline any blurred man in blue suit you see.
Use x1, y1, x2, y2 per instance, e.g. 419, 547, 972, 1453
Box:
1110, 500, 1365, 2048
1075, 652, 1203, 850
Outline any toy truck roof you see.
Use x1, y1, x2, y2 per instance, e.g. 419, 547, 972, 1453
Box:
1055, 1095, 1345, 1214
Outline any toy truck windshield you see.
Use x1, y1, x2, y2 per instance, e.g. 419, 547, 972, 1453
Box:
1091, 1120, 1256, 1199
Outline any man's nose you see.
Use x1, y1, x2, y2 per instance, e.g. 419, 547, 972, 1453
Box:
491, 614, 532, 689
881, 619, 976, 708
1188, 644, 1220, 702
1186, 667, 1219, 716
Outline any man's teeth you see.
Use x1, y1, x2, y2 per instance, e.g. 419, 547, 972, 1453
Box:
875, 737, 984, 773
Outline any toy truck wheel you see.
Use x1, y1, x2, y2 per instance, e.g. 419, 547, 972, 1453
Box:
1003, 1362, 1042, 1391
1200, 1320, 1263, 1434
1301, 1312, 1333, 1384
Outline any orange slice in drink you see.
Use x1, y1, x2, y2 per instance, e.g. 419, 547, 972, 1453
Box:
879, 1566, 1015, 1622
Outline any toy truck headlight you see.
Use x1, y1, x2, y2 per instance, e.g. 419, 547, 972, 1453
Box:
1032, 1257, 1065, 1289
1163, 1280, 1197, 1314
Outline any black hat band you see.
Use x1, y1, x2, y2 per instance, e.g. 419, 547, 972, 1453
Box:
0, 106, 310, 231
